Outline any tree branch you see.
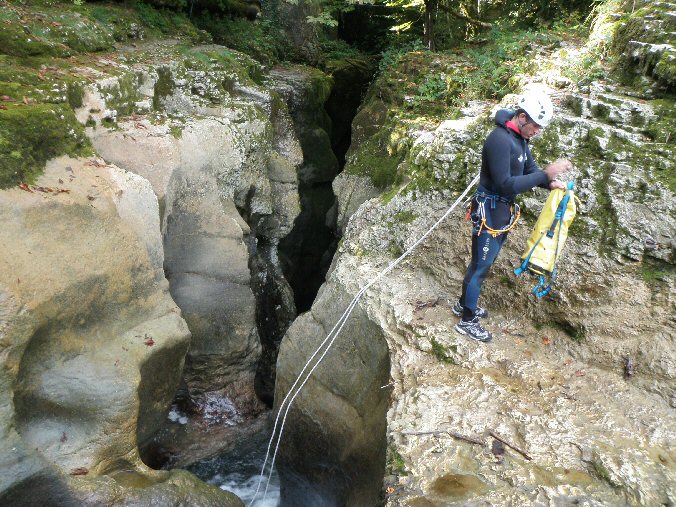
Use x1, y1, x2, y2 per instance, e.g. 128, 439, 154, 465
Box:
438, 5, 492, 28
399, 430, 486, 446
489, 431, 532, 460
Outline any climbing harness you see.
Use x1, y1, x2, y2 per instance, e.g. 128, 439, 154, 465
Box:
470, 190, 521, 237
248, 173, 481, 505
514, 181, 576, 297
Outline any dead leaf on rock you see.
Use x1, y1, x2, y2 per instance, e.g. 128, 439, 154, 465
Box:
144, 338, 155, 347
386, 486, 395, 494
18, 182, 33, 192
574, 370, 585, 377
70, 467, 89, 476
87, 159, 107, 168
542, 336, 551, 345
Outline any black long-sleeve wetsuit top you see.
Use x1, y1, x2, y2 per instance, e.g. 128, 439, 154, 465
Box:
479, 109, 549, 200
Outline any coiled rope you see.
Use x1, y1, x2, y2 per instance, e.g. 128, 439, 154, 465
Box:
248, 173, 480, 505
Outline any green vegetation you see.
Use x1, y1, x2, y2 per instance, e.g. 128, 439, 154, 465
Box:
430, 337, 457, 364
193, 15, 290, 66
0, 104, 91, 187
345, 128, 404, 189
640, 257, 675, 285
387, 446, 408, 476
387, 240, 403, 258
552, 320, 585, 343
392, 210, 417, 224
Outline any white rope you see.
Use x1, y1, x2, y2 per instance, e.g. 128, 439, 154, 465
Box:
248, 173, 480, 506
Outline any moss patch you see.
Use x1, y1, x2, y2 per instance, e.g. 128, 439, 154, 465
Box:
430, 337, 457, 364
387, 446, 408, 476
345, 128, 403, 189
0, 103, 91, 188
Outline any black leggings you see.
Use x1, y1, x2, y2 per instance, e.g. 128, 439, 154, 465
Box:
459, 198, 512, 320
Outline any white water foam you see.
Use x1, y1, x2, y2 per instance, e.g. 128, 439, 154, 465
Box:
213, 472, 280, 507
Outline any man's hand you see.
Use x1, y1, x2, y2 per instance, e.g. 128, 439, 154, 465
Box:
544, 158, 573, 181
549, 179, 566, 190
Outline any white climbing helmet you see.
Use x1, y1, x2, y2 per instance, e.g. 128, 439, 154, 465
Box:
517, 90, 554, 127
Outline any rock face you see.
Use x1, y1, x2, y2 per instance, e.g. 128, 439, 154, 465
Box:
77, 47, 303, 409
272, 66, 341, 313
274, 279, 391, 506
275, 2, 675, 505
0, 157, 241, 506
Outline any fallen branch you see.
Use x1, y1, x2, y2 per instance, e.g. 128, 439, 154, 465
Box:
415, 297, 439, 311
399, 430, 485, 446
489, 431, 532, 461
437, 5, 492, 28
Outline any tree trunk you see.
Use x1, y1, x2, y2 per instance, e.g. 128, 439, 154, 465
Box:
424, 0, 437, 51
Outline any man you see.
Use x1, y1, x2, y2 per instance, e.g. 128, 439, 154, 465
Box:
453, 90, 572, 343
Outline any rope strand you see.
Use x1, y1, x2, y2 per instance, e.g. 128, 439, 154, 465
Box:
248, 174, 480, 506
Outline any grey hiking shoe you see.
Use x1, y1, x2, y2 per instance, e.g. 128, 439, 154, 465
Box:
452, 300, 488, 319
455, 317, 492, 343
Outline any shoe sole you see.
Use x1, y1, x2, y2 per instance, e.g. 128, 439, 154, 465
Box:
454, 324, 492, 343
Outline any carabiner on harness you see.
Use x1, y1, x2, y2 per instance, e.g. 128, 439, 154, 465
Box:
474, 198, 521, 238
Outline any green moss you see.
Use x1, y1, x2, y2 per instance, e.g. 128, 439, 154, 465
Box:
640, 257, 675, 285
430, 337, 457, 364
563, 95, 583, 116
387, 240, 403, 258
153, 66, 174, 111
346, 129, 403, 189
551, 320, 585, 343
0, 23, 67, 58
578, 127, 606, 160
533, 123, 564, 163
499, 275, 516, 289
593, 162, 622, 256
0, 104, 91, 188
392, 210, 417, 224
99, 72, 143, 117
169, 125, 183, 139
193, 15, 292, 66
590, 103, 610, 121
66, 81, 85, 109
387, 446, 408, 476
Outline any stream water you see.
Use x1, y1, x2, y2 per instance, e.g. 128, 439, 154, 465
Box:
187, 428, 281, 507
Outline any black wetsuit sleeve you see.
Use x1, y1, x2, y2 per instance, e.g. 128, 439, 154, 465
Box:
484, 133, 549, 195
523, 144, 550, 189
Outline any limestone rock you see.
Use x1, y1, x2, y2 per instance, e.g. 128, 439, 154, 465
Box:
0, 157, 239, 506
274, 278, 390, 506
77, 57, 302, 403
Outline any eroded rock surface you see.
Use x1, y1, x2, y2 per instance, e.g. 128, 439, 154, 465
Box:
0, 157, 241, 506
75, 47, 303, 410
276, 2, 675, 504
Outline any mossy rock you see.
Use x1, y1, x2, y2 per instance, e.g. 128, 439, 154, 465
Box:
0, 23, 68, 58
29, 13, 116, 53
0, 104, 91, 188
345, 127, 403, 189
